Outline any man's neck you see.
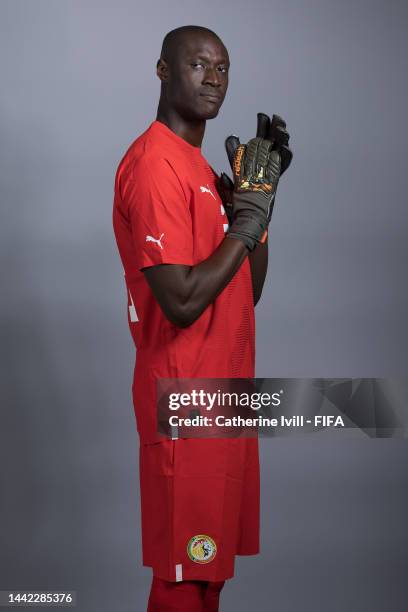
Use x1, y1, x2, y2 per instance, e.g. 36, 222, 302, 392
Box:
156, 106, 205, 148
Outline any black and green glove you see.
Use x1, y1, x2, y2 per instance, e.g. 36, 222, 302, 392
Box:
217, 113, 293, 233
225, 135, 281, 251
254, 113, 292, 175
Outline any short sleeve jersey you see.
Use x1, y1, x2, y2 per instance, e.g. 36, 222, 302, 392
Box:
113, 120, 255, 443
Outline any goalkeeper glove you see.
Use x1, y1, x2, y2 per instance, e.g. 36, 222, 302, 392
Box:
218, 113, 293, 232
254, 113, 292, 175
225, 135, 280, 251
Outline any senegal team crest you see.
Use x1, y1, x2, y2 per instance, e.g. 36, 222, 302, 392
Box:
187, 534, 217, 564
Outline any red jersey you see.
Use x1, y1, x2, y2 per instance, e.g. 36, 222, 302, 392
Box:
113, 120, 255, 443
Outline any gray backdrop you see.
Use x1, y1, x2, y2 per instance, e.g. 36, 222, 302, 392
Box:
1, 0, 407, 610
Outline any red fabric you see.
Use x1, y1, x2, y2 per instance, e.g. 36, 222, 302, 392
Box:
147, 576, 207, 612
139, 437, 260, 581
112, 120, 255, 444
147, 577, 225, 612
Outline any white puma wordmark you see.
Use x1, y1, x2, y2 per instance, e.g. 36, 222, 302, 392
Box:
146, 233, 164, 249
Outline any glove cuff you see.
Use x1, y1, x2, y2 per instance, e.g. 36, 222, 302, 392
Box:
227, 213, 267, 251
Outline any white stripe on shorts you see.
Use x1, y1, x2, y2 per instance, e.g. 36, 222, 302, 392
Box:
175, 564, 183, 582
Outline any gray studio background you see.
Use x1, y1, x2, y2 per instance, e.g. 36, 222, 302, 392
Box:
1, 0, 407, 611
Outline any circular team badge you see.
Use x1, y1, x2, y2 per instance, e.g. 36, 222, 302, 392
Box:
187, 534, 217, 564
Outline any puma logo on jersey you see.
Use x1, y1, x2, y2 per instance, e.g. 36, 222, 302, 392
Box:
200, 184, 216, 200
146, 233, 164, 249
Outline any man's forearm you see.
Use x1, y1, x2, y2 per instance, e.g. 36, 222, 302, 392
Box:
248, 236, 268, 306
143, 236, 249, 328
179, 236, 249, 325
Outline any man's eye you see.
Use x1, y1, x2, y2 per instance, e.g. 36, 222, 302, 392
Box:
218, 66, 228, 73
191, 62, 205, 69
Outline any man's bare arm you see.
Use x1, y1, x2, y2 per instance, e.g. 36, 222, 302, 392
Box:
142, 237, 248, 328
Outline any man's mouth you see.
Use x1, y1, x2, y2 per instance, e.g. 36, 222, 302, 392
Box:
200, 93, 222, 102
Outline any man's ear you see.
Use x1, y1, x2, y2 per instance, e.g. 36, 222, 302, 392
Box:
156, 58, 169, 82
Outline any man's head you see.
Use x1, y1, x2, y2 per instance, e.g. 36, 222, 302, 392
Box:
156, 25, 229, 121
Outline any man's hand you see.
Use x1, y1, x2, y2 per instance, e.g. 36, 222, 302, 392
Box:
254, 113, 292, 175
216, 113, 293, 228
216, 172, 234, 224
225, 134, 281, 251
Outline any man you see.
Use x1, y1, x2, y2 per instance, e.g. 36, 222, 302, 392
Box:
112, 24, 291, 612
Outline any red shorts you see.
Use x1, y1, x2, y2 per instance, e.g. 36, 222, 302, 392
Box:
139, 436, 260, 582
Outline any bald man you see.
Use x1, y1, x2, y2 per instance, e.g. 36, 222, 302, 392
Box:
113, 25, 285, 611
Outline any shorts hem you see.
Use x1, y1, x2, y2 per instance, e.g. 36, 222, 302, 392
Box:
143, 562, 235, 583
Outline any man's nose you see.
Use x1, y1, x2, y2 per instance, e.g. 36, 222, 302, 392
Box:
203, 67, 221, 86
